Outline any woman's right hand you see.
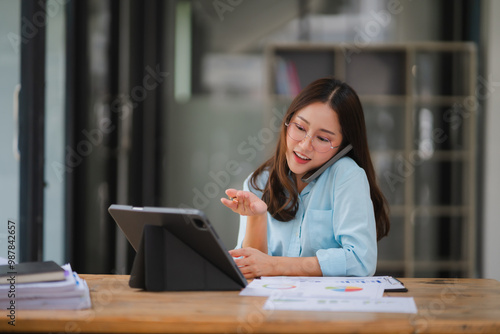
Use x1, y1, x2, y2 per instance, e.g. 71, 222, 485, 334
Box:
220, 188, 267, 216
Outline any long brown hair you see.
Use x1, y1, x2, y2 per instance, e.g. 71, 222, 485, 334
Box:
250, 77, 390, 241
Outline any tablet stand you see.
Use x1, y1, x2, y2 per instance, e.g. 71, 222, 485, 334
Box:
129, 224, 243, 291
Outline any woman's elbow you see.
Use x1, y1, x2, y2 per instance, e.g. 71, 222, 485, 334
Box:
349, 248, 377, 276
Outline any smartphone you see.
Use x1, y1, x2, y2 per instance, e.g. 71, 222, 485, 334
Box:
301, 144, 353, 183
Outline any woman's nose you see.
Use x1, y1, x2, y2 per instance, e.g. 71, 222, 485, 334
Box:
299, 134, 314, 151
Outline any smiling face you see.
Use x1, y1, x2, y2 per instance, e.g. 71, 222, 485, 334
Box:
285, 102, 343, 185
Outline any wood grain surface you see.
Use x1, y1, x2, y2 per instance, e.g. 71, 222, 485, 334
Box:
2, 275, 499, 333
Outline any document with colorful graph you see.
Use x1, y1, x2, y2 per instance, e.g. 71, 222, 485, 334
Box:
239, 276, 384, 299
241, 276, 416, 313
258, 276, 407, 292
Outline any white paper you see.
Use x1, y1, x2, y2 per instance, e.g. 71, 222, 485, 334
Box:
243, 276, 415, 314
264, 293, 417, 314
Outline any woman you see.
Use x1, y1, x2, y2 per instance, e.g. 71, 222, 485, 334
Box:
221, 77, 390, 278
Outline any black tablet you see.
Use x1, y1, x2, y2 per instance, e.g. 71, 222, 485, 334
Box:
108, 205, 247, 291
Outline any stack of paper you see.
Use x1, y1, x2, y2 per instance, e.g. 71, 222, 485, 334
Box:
241, 276, 417, 314
0, 263, 91, 310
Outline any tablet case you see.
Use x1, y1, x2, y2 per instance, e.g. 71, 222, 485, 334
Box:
130, 225, 244, 291
108, 205, 247, 292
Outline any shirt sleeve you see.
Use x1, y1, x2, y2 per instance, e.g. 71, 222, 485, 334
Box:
315, 167, 378, 277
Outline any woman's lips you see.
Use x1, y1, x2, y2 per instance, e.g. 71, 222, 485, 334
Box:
293, 151, 311, 164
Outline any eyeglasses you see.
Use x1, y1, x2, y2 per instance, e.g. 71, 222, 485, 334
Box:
285, 122, 337, 153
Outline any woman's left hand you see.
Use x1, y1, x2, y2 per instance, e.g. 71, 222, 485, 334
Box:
221, 189, 268, 217
229, 247, 276, 279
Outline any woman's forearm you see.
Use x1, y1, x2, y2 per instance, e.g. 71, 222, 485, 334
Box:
272, 256, 323, 276
242, 214, 268, 253
229, 248, 323, 278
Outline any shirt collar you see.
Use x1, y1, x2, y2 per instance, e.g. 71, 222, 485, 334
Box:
288, 171, 317, 197
300, 178, 316, 196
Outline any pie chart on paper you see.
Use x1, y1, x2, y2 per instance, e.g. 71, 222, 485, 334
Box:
325, 286, 363, 292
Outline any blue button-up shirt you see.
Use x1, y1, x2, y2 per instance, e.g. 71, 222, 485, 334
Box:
236, 157, 377, 276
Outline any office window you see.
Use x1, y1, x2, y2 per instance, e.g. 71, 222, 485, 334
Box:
0, 0, 21, 259
44, 0, 66, 265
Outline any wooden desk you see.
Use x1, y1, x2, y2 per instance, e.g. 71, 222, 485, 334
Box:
2, 275, 500, 333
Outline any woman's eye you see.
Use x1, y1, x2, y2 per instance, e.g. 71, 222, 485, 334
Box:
295, 123, 306, 132
317, 136, 330, 143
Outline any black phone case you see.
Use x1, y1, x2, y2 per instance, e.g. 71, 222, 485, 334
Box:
301, 144, 353, 183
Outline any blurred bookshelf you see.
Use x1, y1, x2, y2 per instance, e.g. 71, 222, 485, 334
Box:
266, 42, 477, 278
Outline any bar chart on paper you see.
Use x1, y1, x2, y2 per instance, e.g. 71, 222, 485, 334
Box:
325, 286, 363, 292
262, 283, 297, 290
263, 295, 417, 313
